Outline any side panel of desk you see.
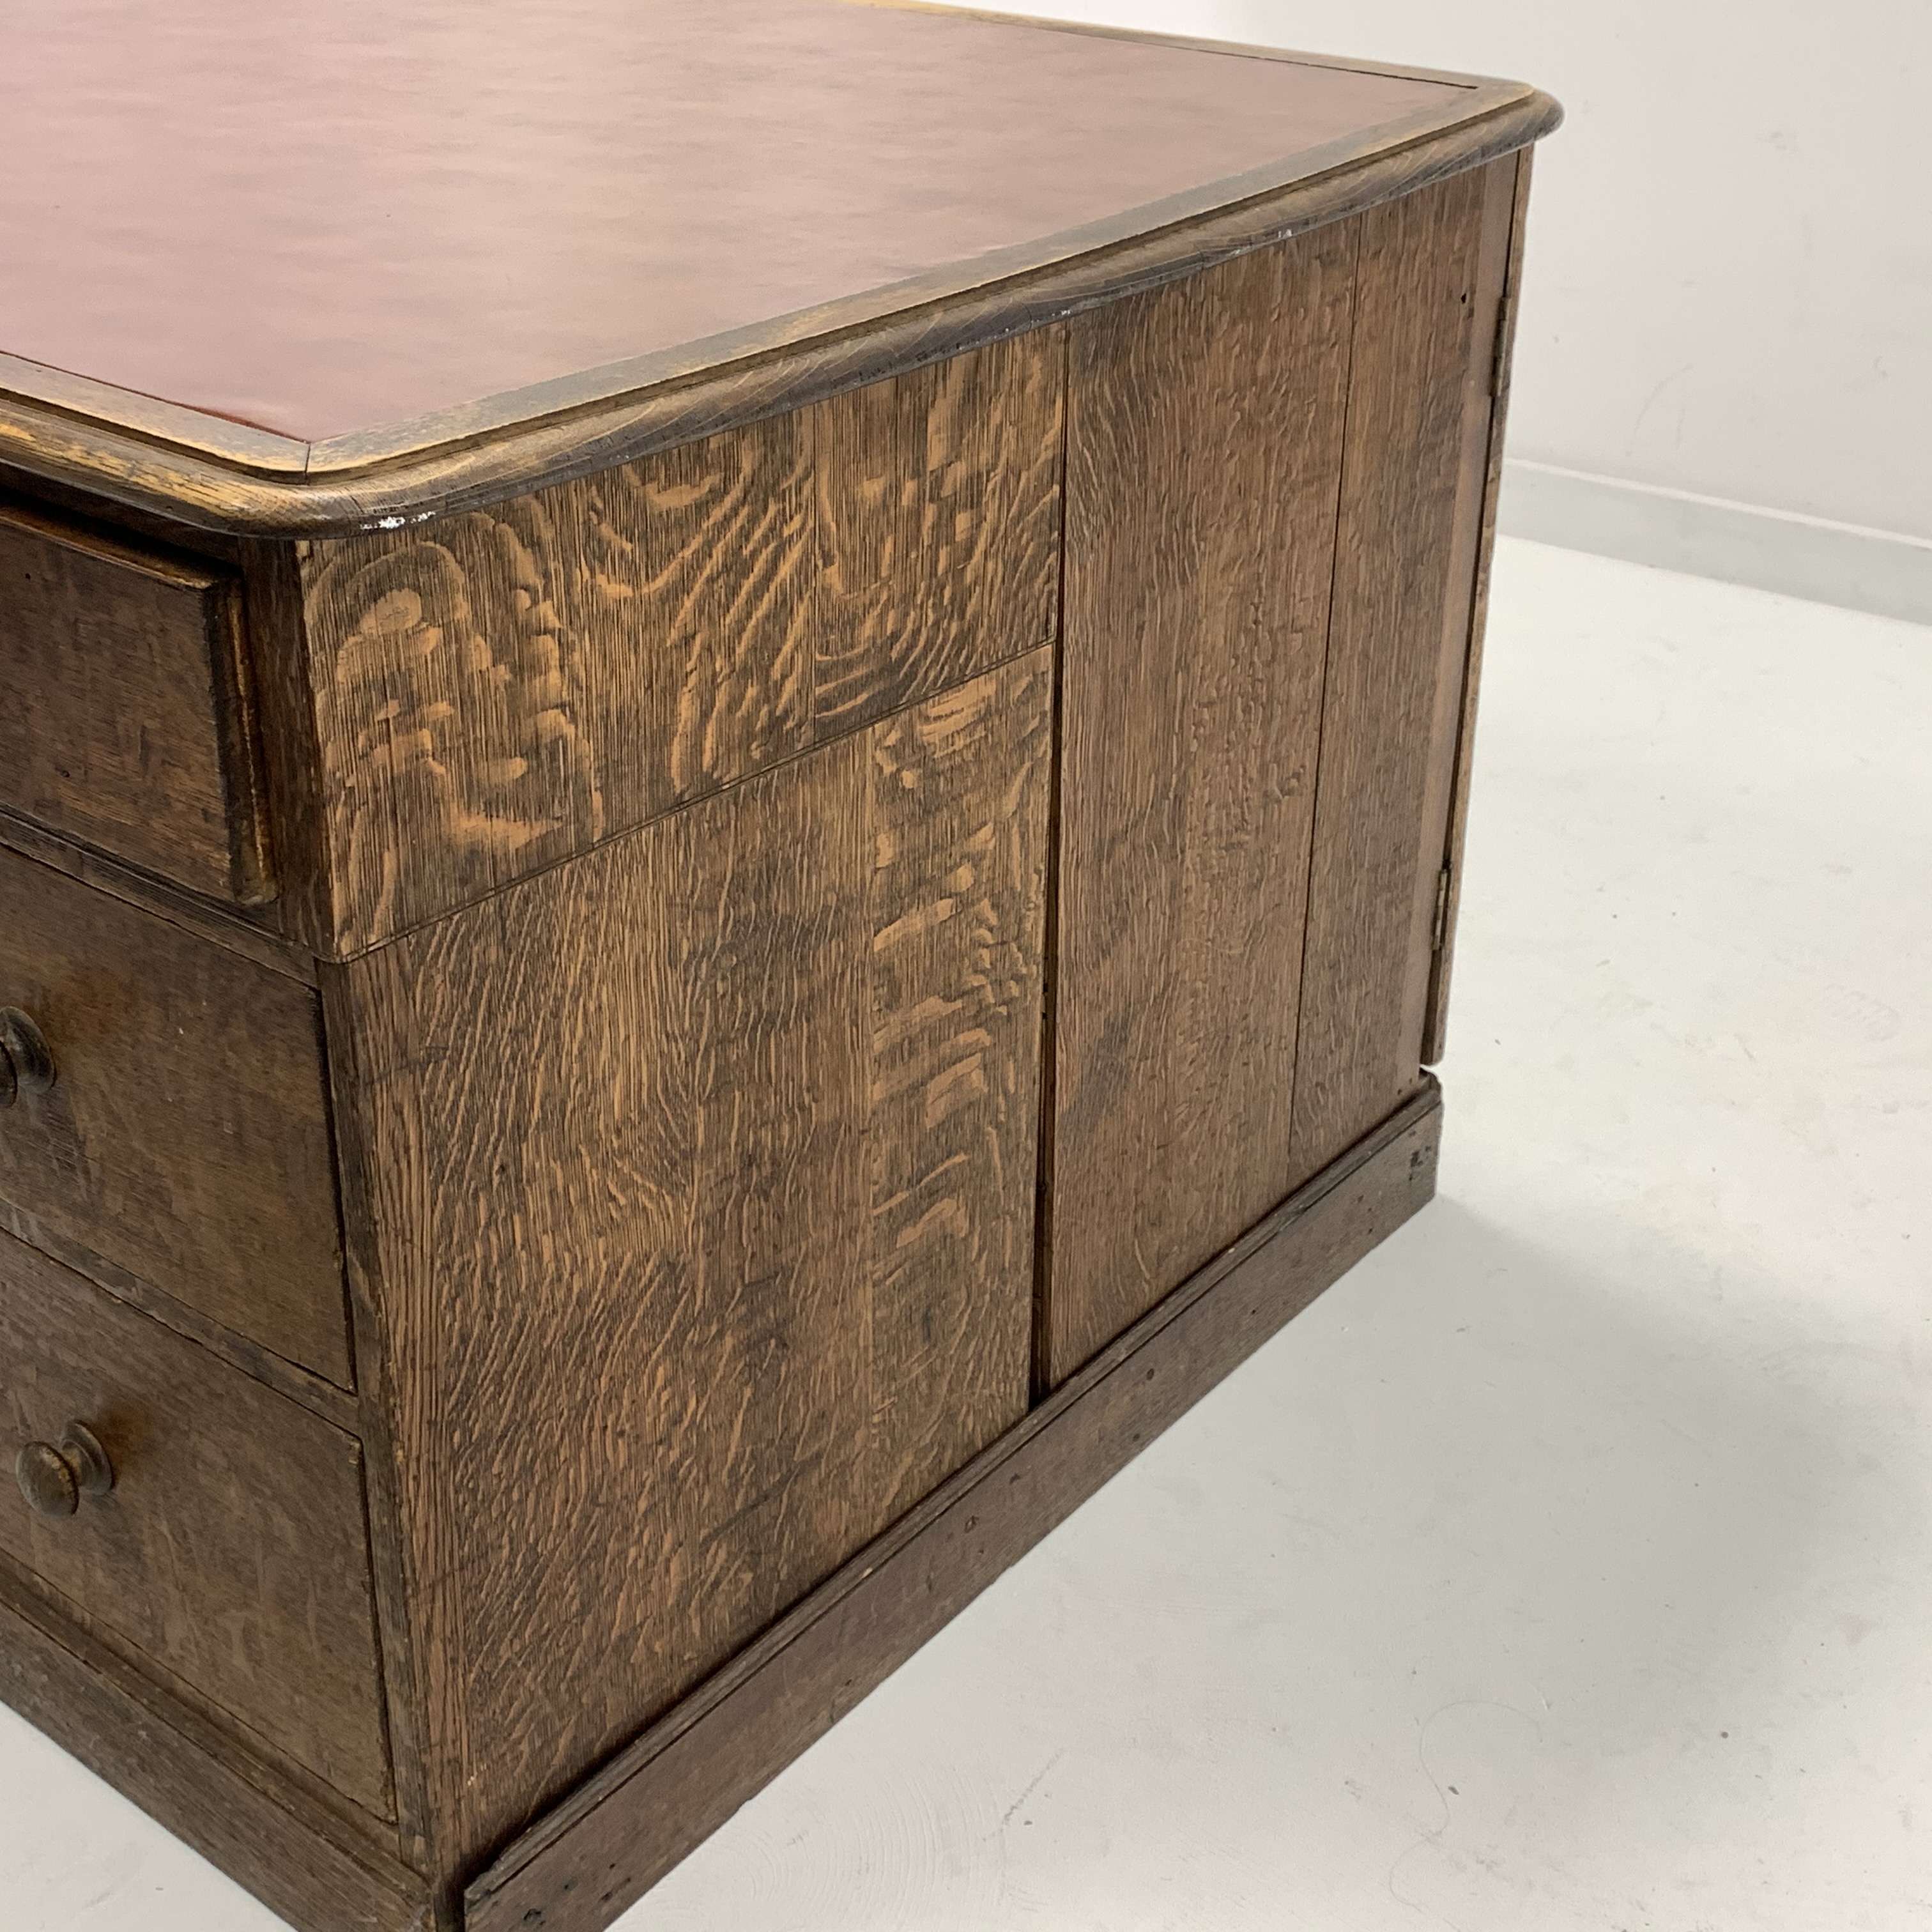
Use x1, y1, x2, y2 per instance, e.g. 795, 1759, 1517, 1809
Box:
330, 652, 1053, 1876
0, 139, 1538, 1932
1285, 157, 1517, 1183
295, 335, 1062, 957
1046, 158, 1517, 1383
1046, 218, 1356, 1386
314, 154, 1526, 1903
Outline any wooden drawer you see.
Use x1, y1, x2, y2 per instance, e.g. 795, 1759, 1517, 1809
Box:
0, 500, 270, 905
0, 844, 351, 1384
0, 1229, 392, 1816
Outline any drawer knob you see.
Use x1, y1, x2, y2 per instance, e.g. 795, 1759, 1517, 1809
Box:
0, 1007, 56, 1107
15, 1423, 114, 1519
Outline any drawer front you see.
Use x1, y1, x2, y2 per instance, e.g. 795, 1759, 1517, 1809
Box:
0, 501, 269, 905
0, 1230, 392, 1816
0, 845, 351, 1384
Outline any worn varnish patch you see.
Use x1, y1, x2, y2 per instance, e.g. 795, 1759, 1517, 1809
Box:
337, 650, 1050, 1866
300, 334, 1062, 955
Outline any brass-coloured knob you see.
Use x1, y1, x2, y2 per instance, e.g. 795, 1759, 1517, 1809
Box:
15, 1424, 114, 1519
0, 1006, 56, 1108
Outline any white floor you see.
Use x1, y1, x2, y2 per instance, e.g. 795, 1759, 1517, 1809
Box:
6, 539, 1929, 1931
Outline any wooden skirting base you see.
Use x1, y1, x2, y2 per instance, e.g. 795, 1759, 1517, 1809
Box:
0, 1082, 1438, 1932
0, 1563, 430, 1932
464, 1079, 1443, 1932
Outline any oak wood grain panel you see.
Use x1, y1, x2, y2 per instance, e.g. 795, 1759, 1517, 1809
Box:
318, 964, 443, 1882
0, 1569, 428, 1932
0, 500, 268, 902
468, 1082, 1442, 1932
813, 340, 1060, 731
863, 669, 1051, 1518
0, 843, 351, 1384
0, 1230, 392, 1817
1286, 160, 1516, 1187
1046, 223, 1357, 1386
299, 334, 1061, 954
1423, 146, 1535, 1067
335, 652, 1049, 1868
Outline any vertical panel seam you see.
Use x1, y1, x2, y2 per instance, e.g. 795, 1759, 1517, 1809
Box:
1283, 215, 1367, 1167
316, 954, 445, 1877
1029, 324, 1073, 1402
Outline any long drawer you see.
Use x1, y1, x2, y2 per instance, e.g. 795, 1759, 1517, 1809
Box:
0, 842, 352, 1384
0, 1229, 392, 1817
0, 500, 271, 905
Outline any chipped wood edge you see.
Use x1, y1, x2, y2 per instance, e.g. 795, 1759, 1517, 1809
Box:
0, 85, 1560, 538
463, 1079, 1443, 1932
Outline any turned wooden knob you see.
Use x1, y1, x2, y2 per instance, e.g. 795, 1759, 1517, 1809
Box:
15, 1424, 114, 1518
0, 1006, 56, 1108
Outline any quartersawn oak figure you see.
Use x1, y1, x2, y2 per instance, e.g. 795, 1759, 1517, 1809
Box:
0, 5, 1558, 1929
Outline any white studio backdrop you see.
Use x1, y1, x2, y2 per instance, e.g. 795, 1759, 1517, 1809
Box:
932, 0, 1932, 622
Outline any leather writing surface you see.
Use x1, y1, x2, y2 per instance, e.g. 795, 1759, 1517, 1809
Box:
0, 0, 1452, 443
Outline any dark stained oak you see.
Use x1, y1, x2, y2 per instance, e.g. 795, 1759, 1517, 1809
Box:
1285, 158, 1517, 1188
864, 671, 1055, 1519
298, 334, 1061, 954
0, 1201, 359, 1436
466, 1084, 1442, 1932
0, 1230, 392, 1818
0, 500, 269, 903
0, 801, 315, 986
1424, 147, 1537, 1068
0, 843, 352, 1384
0, 11, 1558, 1922
332, 652, 1050, 1871
0, 1568, 428, 1932
1046, 221, 1355, 1388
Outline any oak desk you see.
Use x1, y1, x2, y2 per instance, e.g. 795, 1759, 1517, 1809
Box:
0, 6, 1559, 1927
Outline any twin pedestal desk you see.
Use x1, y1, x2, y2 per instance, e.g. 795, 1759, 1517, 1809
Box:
0, 6, 1558, 1927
